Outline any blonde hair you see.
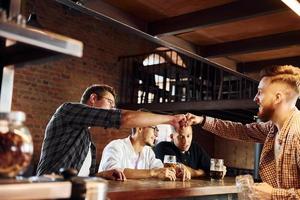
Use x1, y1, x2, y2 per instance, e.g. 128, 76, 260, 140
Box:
260, 65, 300, 95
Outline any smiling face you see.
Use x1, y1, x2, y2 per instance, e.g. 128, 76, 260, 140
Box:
172, 126, 193, 152
253, 77, 277, 122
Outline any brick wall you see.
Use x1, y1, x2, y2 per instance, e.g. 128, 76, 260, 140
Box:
13, 0, 157, 165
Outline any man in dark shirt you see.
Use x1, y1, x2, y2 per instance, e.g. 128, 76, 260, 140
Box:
36, 84, 186, 179
154, 126, 210, 178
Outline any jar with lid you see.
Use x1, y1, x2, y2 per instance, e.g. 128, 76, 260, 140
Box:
0, 111, 33, 178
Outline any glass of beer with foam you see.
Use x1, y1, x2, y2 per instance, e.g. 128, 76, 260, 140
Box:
163, 155, 177, 168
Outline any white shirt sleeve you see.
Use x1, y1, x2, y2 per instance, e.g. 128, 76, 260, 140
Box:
98, 140, 123, 172
148, 148, 164, 169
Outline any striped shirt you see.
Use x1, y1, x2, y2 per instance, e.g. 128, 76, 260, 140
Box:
36, 103, 121, 176
203, 109, 300, 199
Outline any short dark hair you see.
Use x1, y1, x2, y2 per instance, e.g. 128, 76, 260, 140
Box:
80, 84, 116, 104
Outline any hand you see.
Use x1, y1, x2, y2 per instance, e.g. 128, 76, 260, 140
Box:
185, 113, 202, 126
152, 167, 176, 181
250, 182, 272, 200
222, 165, 227, 179
176, 164, 191, 181
170, 114, 187, 131
96, 169, 126, 181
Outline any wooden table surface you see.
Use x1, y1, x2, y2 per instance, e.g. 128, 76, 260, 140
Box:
107, 177, 238, 200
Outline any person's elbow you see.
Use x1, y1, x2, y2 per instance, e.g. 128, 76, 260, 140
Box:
120, 111, 135, 128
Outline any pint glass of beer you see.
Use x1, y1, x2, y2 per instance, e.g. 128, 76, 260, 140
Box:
163, 155, 177, 168
210, 158, 224, 180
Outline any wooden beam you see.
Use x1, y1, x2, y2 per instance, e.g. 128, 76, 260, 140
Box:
237, 56, 300, 73
202, 30, 300, 58
84, 0, 147, 31
148, 0, 287, 36
119, 99, 257, 112
157, 35, 198, 54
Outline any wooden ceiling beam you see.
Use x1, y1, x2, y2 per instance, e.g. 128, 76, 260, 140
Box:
83, 0, 148, 31
237, 56, 300, 73
201, 30, 300, 58
148, 0, 287, 36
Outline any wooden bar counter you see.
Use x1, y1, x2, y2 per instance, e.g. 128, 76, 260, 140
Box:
107, 177, 238, 200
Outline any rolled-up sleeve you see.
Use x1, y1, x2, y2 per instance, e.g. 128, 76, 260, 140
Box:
203, 117, 274, 143
58, 103, 121, 129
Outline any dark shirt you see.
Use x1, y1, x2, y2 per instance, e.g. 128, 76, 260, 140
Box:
36, 103, 121, 176
154, 141, 210, 172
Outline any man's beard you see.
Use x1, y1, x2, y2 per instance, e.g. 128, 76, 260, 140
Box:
258, 104, 275, 122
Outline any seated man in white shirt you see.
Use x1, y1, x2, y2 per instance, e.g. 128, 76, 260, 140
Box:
99, 123, 191, 181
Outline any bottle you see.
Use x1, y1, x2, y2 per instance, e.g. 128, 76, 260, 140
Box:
0, 111, 33, 178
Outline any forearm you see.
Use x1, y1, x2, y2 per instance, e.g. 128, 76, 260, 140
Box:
96, 169, 126, 181
123, 168, 153, 179
203, 116, 269, 143
187, 113, 270, 143
96, 171, 113, 179
60, 103, 121, 128
120, 110, 173, 128
185, 165, 205, 178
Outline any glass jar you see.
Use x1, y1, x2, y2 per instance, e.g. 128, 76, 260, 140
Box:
0, 111, 33, 178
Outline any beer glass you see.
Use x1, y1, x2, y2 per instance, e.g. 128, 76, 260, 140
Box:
210, 158, 224, 180
236, 174, 254, 200
163, 155, 177, 168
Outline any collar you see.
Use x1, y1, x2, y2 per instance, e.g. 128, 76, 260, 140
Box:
277, 107, 298, 145
125, 136, 145, 156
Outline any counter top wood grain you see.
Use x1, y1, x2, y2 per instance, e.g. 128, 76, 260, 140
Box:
107, 177, 238, 200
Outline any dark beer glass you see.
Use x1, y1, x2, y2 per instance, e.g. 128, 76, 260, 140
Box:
210, 158, 224, 180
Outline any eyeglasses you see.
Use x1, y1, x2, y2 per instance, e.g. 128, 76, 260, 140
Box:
100, 96, 116, 108
148, 126, 159, 133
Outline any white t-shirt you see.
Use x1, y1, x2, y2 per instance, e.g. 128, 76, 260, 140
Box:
98, 137, 163, 172
78, 142, 92, 176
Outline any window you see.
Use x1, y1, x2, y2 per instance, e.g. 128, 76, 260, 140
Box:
139, 48, 187, 103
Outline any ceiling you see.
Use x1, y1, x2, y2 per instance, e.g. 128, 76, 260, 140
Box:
83, 0, 300, 77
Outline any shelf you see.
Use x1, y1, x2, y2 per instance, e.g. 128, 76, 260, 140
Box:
0, 21, 83, 57
0, 11, 83, 111
0, 21, 83, 67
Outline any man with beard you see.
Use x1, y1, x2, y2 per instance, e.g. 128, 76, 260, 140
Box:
99, 122, 191, 181
186, 65, 300, 199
